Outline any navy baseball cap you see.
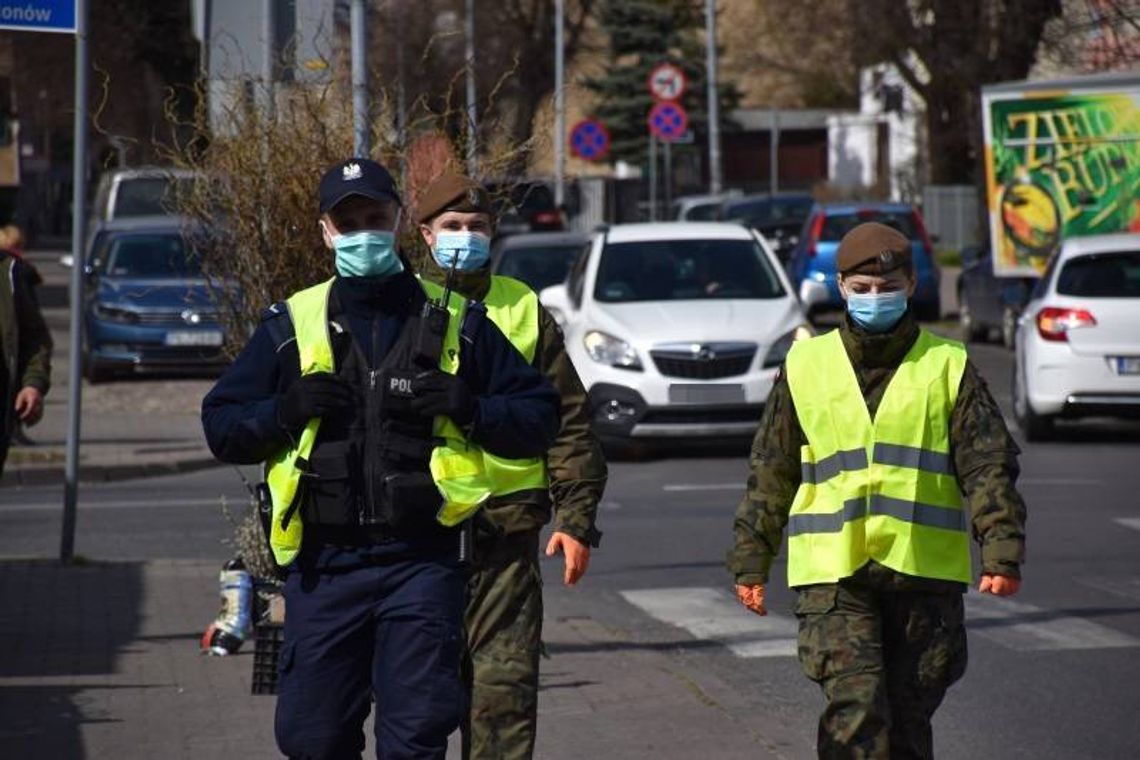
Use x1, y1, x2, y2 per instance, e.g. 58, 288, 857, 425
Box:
318, 158, 402, 214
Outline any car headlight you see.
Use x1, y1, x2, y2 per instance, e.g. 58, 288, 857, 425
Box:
583, 330, 642, 371
762, 325, 814, 368
92, 303, 140, 324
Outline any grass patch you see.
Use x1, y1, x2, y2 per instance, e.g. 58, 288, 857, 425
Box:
935, 248, 962, 268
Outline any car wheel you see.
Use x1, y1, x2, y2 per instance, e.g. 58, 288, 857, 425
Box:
1001, 306, 1018, 350
959, 289, 986, 342
1012, 353, 1053, 441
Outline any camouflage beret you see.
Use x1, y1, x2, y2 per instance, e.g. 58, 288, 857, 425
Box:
836, 222, 912, 275
416, 173, 493, 223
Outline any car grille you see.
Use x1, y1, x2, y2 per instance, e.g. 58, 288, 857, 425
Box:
133, 311, 220, 326
650, 343, 757, 379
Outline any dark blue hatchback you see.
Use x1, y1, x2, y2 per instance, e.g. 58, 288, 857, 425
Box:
787, 202, 942, 321
82, 217, 227, 382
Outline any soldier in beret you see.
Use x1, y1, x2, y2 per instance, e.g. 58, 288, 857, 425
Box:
727, 221, 1027, 758
417, 173, 606, 760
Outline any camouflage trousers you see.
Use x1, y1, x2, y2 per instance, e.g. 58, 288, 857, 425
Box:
461, 529, 543, 760
794, 576, 968, 760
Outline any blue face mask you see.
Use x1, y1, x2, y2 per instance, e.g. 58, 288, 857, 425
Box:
846, 290, 908, 333
331, 231, 404, 278
433, 231, 491, 271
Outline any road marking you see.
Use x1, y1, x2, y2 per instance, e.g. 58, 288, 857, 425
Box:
965, 592, 1140, 651
662, 483, 743, 493
620, 586, 798, 658
1077, 576, 1140, 604
1113, 517, 1140, 532
0, 497, 244, 512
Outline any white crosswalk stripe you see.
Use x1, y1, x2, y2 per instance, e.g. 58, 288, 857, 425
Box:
1077, 575, 1140, 604
620, 587, 798, 658
619, 586, 1140, 659
965, 591, 1140, 651
1113, 517, 1140, 532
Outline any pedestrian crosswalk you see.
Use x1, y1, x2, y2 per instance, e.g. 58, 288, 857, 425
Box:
620, 585, 1140, 659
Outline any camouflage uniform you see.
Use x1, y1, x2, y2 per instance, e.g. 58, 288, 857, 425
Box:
424, 263, 606, 760
0, 251, 52, 477
727, 312, 1026, 760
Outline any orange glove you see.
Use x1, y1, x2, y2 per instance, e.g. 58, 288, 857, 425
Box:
735, 583, 767, 616
979, 574, 1021, 596
545, 531, 590, 586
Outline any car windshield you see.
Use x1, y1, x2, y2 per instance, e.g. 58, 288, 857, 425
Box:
594, 239, 785, 302
102, 232, 202, 278
819, 210, 918, 242
727, 197, 813, 227
496, 243, 582, 292
1056, 252, 1140, 297
112, 176, 195, 218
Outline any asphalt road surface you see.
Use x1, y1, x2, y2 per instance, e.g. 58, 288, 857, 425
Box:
3, 327, 1139, 757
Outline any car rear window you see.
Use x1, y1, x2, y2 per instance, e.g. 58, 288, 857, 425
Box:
496, 244, 583, 292
112, 176, 194, 218
594, 239, 785, 303
684, 203, 721, 221
819, 210, 917, 242
1056, 252, 1140, 297
725, 197, 813, 227
103, 232, 201, 277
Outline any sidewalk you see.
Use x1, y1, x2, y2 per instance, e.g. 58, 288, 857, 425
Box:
0, 559, 788, 759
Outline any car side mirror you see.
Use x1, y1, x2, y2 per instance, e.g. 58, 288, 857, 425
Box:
800, 280, 830, 309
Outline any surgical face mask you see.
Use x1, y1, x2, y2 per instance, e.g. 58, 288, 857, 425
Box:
432, 231, 491, 271
322, 215, 404, 278
845, 289, 908, 333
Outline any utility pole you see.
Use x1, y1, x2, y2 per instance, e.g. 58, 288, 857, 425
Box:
263, 0, 276, 118
554, 0, 565, 207
351, 0, 369, 157
465, 0, 478, 175
704, 0, 722, 194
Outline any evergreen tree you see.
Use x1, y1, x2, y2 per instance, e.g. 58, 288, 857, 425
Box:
586, 0, 738, 169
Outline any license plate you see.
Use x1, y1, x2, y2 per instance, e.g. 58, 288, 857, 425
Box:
1116, 357, 1140, 375
668, 383, 745, 405
164, 330, 223, 347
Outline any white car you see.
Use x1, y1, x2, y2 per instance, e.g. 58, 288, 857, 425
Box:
1013, 233, 1140, 440
540, 222, 811, 442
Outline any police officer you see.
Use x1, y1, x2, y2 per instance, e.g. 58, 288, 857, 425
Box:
201, 158, 561, 760
415, 173, 606, 760
727, 222, 1027, 759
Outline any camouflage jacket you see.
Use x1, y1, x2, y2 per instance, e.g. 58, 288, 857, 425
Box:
422, 262, 606, 546
727, 311, 1026, 589
0, 252, 53, 443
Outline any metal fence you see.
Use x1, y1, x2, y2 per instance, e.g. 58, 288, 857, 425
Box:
922, 184, 982, 251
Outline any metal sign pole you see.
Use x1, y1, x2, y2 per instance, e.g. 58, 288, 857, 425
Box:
704, 0, 722, 194
62, 0, 89, 563
553, 0, 565, 207
770, 107, 779, 194
465, 0, 477, 175
663, 139, 673, 213
351, 0, 369, 157
648, 134, 658, 222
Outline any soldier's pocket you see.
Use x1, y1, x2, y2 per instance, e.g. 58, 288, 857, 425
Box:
914, 594, 967, 691
794, 585, 840, 684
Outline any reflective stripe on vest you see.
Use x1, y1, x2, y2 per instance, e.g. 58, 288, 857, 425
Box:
784, 328, 970, 586
263, 278, 491, 566
421, 276, 549, 498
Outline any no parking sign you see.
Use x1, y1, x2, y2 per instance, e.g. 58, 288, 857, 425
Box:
569, 119, 611, 161
648, 101, 689, 143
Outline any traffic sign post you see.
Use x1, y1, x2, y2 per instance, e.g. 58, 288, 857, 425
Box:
648, 62, 687, 102
648, 101, 689, 143
569, 119, 611, 162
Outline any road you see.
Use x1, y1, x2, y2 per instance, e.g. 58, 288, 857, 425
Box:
2, 263, 1139, 757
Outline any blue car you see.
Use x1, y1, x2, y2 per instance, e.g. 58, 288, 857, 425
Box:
787, 202, 942, 321
82, 217, 228, 383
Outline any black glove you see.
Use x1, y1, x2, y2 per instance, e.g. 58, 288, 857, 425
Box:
410, 370, 476, 426
277, 372, 355, 432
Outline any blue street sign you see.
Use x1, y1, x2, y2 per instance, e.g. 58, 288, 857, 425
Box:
648, 101, 689, 143
570, 119, 611, 162
0, 0, 75, 33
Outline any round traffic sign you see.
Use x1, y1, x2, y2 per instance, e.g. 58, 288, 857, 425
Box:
648, 62, 687, 102
647, 101, 689, 142
569, 119, 611, 161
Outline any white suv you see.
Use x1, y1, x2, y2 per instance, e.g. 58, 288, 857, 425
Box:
541, 222, 811, 442
1013, 233, 1140, 440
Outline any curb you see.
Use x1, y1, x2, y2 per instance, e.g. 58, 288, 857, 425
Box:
1, 455, 221, 488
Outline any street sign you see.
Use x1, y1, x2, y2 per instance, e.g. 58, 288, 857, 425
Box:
648, 101, 689, 143
648, 62, 687, 102
0, 0, 76, 33
569, 119, 611, 162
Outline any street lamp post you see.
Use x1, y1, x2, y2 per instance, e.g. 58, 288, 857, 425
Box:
554, 0, 565, 207
351, 0, 369, 157
705, 0, 722, 194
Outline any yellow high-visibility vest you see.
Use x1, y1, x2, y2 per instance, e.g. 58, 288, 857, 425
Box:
784, 328, 971, 586
264, 278, 491, 566
421, 276, 549, 497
